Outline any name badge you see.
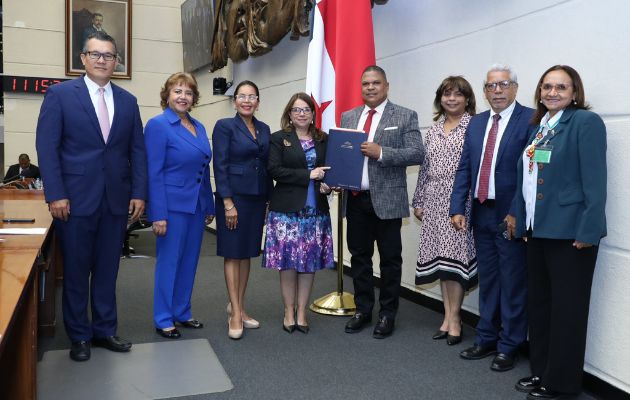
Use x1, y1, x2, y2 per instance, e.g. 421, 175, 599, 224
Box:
533, 145, 553, 164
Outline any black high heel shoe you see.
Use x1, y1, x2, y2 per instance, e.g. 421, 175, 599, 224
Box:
283, 315, 296, 334
176, 319, 204, 329
156, 327, 181, 339
296, 324, 310, 334
446, 322, 463, 345
432, 330, 448, 340
446, 333, 462, 345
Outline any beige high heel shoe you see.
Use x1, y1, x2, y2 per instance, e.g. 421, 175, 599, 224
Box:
228, 316, 243, 340
227, 303, 260, 329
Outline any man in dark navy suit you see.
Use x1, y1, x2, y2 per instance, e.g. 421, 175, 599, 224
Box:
450, 64, 533, 372
36, 31, 147, 362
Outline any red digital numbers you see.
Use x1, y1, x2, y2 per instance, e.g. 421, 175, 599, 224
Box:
4, 76, 66, 94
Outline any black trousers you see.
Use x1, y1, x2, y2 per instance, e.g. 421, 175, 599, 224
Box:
346, 192, 402, 318
526, 236, 598, 394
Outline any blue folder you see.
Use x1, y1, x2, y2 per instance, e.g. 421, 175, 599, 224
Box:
324, 128, 366, 190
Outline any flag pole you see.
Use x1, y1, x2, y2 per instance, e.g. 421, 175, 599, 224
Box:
310, 190, 356, 316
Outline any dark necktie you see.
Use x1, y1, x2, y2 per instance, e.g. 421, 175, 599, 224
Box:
477, 114, 501, 203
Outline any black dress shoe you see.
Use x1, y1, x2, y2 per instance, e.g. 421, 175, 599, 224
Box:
296, 324, 310, 334
176, 319, 204, 329
156, 327, 182, 339
432, 330, 448, 340
69, 341, 91, 362
527, 386, 563, 400
372, 316, 395, 339
515, 376, 542, 392
491, 352, 517, 371
345, 312, 372, 333
92, 335, 132, 352
459, 344, 497, 360
446, 334, 462, 346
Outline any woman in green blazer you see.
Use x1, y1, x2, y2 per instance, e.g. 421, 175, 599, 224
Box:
507, 65, 606, 400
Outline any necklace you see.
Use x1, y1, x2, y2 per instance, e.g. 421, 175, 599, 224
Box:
181, 118, 196, 135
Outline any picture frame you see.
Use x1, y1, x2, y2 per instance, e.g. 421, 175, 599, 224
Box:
181, 0, 214, 72
65, 0, 132, 79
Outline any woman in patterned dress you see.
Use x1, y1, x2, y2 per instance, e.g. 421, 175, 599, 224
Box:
262, 92, 334, 334
412, 76, 477, 345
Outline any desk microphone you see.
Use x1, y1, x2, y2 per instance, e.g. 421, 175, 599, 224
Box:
2, 174, 22, 184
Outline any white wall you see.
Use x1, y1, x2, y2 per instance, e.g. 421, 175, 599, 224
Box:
205, 0, 630, 392
3, 0, 629, 393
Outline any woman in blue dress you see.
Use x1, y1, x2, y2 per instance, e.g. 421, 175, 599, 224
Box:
213, 81, 273, 340
262, 92, 335, 333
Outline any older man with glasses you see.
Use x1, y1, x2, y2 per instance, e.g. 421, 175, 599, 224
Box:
450, 64, 534, 372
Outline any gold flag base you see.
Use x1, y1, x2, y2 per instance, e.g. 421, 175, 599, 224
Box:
310, 191, 356, 316
310, 291, 356, 316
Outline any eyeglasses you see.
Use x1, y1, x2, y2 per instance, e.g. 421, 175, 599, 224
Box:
484, 80, 515, 91
236, 94, 258, 102
84, 51, 117, 62
290, 107, 312, 115
541, 83, 572, 92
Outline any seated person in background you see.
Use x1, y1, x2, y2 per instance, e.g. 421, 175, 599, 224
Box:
4, 153, 41, 182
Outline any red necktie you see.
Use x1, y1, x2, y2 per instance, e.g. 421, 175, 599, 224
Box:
477, 114, 501, 203
351, 109, 376, 196
362, 109, 376, 133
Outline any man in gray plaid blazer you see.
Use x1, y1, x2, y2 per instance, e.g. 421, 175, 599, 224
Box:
342, 65, 424, 338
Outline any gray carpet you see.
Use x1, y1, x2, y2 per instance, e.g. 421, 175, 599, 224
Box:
38, 339, 232, 400
38, 230, 597, 400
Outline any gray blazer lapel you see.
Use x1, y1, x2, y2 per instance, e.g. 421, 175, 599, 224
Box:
373, 102, 394, 143
348, 107, 363, 129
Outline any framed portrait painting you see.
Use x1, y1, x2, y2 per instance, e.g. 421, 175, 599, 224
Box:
65, 0, 132, 79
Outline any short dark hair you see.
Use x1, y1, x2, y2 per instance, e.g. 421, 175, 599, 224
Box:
532, 65, 590, 124
159, 72, 200, 110
18, 153, 30, 161
280, 92, 325, 142
362, 65, 387, 81
433, 76, 476, 121
82, 31, 118, 54
233, 80, 260, 100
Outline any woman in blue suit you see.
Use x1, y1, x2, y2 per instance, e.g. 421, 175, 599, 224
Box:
213, 80, 273, 340
145, 72, 215, 339
507, 65, 606, 399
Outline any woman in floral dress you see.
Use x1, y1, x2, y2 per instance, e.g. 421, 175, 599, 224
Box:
262, 92, 334, 334
412, 76, 477, 345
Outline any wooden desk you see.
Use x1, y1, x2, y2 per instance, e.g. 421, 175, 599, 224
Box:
0, 188, 45, 200
0, 197, 56, 400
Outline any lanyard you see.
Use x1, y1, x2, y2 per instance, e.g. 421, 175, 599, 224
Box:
526, 119, 560, 173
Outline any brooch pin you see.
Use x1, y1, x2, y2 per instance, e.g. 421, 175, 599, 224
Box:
283, 139, 292, 147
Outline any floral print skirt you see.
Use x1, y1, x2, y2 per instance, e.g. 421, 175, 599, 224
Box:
262, 206, 334, 272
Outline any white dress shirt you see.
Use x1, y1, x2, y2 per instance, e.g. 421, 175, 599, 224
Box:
474, 100, 516, 199
522, 109, 564, 230
84, 75, 114, 126
356, 99, 387, 190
